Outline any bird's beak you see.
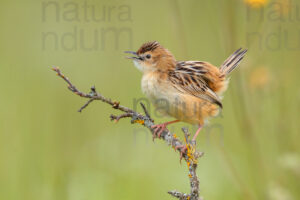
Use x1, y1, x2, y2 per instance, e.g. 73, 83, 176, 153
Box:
124, 51, 142, 60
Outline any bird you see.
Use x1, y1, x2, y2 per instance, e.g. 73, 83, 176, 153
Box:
125, 41, 247, 151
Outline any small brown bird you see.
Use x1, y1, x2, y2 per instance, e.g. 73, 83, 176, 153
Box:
125, 41, 247, 149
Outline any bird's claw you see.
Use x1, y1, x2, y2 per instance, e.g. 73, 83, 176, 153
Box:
151, 123, 167, 141
175, 145, 188, 163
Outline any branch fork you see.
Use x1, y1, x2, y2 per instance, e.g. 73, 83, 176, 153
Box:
52, 67, 204, 200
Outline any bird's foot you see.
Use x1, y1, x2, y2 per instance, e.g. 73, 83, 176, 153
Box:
151, 123, 168, 141
151, 120, 180, 141
175, 144, 188, 163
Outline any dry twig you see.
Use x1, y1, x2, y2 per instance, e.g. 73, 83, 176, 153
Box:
52, 67, 204, 200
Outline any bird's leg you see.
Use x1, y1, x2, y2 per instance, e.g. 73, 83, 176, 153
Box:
192, 125, 203, 141
151, 120, 180, 140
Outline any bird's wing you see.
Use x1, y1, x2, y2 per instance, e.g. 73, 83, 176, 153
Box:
168, 61, 223, 108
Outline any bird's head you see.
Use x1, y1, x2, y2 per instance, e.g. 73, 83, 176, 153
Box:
125, 41, 176, 73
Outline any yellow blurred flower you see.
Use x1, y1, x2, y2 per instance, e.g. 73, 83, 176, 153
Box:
245, 0, 268, 8
249, 66, 271, 90
274, 0, 291, 16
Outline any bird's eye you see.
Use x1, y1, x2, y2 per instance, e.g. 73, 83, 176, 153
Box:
146, 54, 151, 59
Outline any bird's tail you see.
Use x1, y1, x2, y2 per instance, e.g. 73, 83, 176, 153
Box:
220, 48, 247, 76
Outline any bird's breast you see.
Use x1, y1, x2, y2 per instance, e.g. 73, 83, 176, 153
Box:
141, 72, 165, 101
142, 72, 180, 103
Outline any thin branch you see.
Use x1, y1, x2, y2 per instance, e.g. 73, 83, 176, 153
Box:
140, 102, 152, 121
110, 113, 133, 122
52, 67, 136, 114
78, 98, 95, 112
52, 67, 204, 200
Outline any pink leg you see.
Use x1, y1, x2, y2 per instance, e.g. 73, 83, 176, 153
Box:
151, 120, 180, 139
192, 125, 203, 141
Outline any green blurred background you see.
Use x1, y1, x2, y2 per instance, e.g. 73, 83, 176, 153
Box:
0, 0, 299, 199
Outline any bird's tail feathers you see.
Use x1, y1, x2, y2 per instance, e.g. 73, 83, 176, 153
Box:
220, 48, 247, 76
